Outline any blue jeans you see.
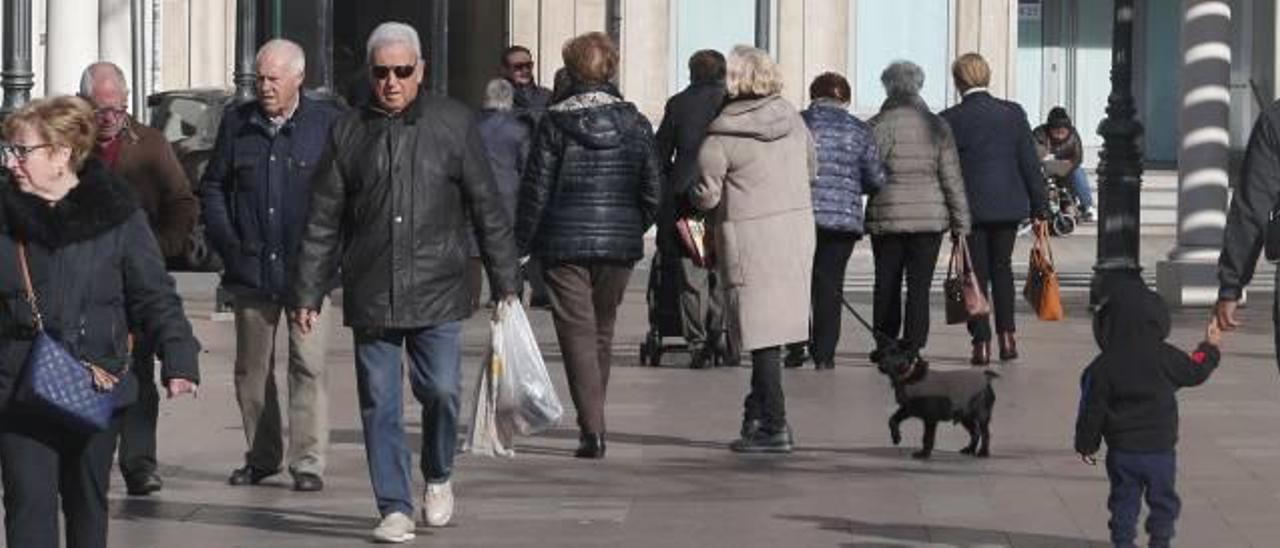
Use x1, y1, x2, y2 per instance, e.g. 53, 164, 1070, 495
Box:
353, 322, 463, 517
1071, 168, 1094, 211
1106, 450, 1180, 548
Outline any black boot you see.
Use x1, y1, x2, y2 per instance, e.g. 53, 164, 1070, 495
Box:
783, 345, 807, 368
574, 433, 606, 459
730, 424, 794, 454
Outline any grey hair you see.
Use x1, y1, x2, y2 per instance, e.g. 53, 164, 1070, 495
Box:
79, 62, 128, 97
880, 61, 925, 98
482, 78, 514, 111
256, 39, 306, 76
366, 22, 422, 64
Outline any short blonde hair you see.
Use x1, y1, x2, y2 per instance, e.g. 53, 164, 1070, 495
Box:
562, 32, 618, 86
3, 96, 98, 172
726, 45, 782, 99
951, 53, 991, 92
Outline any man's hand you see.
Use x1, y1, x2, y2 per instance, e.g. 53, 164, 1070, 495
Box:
292, 308, 320, 335
166, 378, 197, 399
1206, 315, 1224, 347
1213, 298, 1241, 331
1079, 453, 1097, 466
491, 293, 519, 323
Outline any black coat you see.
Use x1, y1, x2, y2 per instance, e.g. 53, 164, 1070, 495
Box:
940, 92, 1048, 224
515, 88, 663, 263
201, 95, 345, 301
1075, 280, 1219, 455
656, 81, 725, 199
0, 160, 200, 410
291, 94, 520, 329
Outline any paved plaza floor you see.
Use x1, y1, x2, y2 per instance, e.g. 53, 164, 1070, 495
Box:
13, 230, 1280, 547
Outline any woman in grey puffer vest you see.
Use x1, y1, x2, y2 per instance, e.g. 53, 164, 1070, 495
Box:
786, 72, 885, 370
866, 61, 970, 360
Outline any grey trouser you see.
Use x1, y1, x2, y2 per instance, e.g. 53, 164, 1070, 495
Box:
678, 256, 725, 352
233, 296, 332, 477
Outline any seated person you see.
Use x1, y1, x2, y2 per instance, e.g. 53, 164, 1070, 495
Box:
1033, 107, 1093, 222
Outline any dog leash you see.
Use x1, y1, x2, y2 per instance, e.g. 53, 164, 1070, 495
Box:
811, 268, 900, 351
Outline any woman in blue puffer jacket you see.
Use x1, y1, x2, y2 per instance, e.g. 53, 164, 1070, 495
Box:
786, 72, 887, 370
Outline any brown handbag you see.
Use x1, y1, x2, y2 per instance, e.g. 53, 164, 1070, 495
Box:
1023, 222, 1064, 321
945, 237, 991, 325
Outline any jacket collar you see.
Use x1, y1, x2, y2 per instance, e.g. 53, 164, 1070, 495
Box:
362, 87, 428, 125
808, 98, 849, 111
247, 94, 316, 134
1, 158, 139, 249
880, 93, 930, 112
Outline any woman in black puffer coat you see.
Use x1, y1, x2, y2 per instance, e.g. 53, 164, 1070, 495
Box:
516, 32, 662, 459
0, 96, 199, 548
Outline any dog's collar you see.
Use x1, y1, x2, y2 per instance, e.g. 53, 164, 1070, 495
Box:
896, 358, 924, 383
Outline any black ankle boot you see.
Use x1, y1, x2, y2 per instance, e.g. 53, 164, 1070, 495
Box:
575, 433, 606, 459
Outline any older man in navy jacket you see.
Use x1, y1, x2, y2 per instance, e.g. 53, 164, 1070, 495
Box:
202, 39, 344, 492
940, 53, 1048, 366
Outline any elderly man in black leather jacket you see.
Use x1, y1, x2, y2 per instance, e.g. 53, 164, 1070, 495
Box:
290, 22, 518, 542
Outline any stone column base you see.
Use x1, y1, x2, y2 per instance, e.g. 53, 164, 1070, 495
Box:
1156, 259, 1232, 308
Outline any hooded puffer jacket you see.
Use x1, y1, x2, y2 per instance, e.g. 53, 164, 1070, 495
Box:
1074, 279, 1219, 454
516, 87, 662, 263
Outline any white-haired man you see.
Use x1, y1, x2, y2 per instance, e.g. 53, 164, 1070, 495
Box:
80, 61, 199, 497
201, 39, 344, 493
290, 22, 519, 543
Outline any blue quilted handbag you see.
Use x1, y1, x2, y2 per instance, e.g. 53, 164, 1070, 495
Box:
13, 243, 119, 433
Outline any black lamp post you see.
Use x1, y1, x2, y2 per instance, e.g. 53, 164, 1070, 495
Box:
233, 0, 259, 103
1091, 0, 1146, 301
2, 0, 34, 118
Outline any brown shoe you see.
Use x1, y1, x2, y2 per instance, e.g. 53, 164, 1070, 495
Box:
970, 341, 991, 366
998, 332, 1018, 361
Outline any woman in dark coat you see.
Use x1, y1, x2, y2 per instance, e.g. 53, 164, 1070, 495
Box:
0, 96, 200, 548
516, 33, 662, 459
939, 53, 1049, 365
787, 72, 885, 370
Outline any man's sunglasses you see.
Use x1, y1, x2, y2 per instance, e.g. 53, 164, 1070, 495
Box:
510, 61, 535, 72
371, 64, 416, 80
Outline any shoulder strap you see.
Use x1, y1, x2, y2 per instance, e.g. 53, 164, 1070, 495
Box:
16, 242, 44, 331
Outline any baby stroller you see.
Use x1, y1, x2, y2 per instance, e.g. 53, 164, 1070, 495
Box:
639, 238, 692, 367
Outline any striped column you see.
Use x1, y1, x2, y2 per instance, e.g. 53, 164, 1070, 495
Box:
1156, 0, 1233, 307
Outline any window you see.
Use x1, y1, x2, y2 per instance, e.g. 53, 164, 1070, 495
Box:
670, 0, 758, 93
852, 0, 952, 113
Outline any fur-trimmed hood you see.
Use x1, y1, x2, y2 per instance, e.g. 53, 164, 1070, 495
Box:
1, 157, 139, 249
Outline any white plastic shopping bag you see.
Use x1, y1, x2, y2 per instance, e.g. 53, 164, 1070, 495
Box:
463, 327, 515, 457
464, 300, 563, 456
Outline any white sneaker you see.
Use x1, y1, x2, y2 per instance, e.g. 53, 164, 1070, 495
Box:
422, 480, 454, 527
371, 512, 416, 543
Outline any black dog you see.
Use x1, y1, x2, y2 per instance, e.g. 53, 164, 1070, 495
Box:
878, 350, 998, 459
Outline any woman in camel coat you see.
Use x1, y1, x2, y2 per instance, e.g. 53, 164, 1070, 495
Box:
694, 45, 815, 454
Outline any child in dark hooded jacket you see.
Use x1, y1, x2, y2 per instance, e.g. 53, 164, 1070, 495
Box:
1075, 279, 1221, 548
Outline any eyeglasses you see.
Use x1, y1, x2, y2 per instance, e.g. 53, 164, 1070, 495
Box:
510, 61, 535, 72
371, 64, 416, 80
0, 143, 52, 164
95, 106, 128, 119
